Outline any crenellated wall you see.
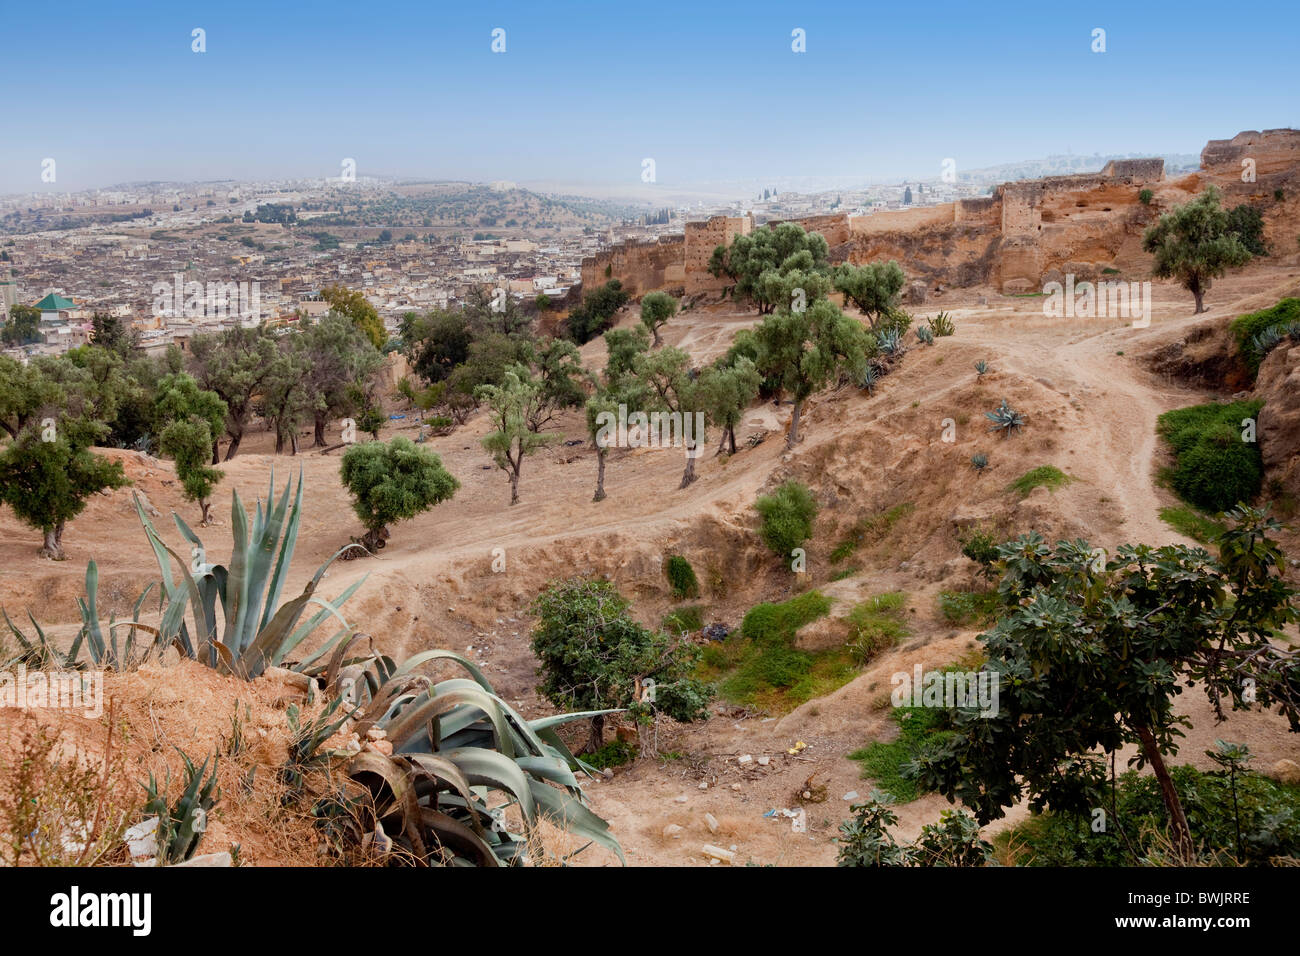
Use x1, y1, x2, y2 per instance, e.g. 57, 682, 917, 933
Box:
580, 130, 1296, 299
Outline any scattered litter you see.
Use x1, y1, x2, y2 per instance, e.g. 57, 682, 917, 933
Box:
704, 813, 719, 834
737, 754, 753, 765
842, 790, 860, 802
702, 844, 735, 864
757, 756, 770, 766
787, 741, 807, 755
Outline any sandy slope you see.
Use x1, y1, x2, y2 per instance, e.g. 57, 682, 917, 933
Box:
1, 258, 1299, 866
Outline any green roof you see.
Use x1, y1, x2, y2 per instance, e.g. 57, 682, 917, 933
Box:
34, 293, 74, 311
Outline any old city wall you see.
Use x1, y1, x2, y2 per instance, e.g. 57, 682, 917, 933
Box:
581, 131, 1297, 299
580, 234, 686, 298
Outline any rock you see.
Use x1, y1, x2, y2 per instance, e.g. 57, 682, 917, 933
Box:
737, 754, 753, 765
704, 813, 719, 834
731, 783, 742, 792
904, 281, 927, 306
673, 794, 689, 803
1269, 759, 1300, 786
365, 739, 393, 756
702, 844, 735, 864
757, 756, 770, 766
698, 781, 708, 790
842, 790, 860, 801
365, 727, 387, 741
662, 824, 684, 839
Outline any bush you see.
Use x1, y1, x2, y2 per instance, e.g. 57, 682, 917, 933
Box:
664, 555, 700, 600
844, 593, 909, 665
1230, 297, 1300, 375
755, 480, 818, 562
849, 705, 955, 803
662, 604, 705, 635
1139, 189, 1154, 205
1157, 400, 1263, 512
1008, 465, 1072, 497
741, 591, 832, 645
996, 764, 1300, 866
959, 526, 1000, 574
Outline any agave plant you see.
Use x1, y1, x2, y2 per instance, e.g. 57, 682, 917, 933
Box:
985, 398, 1025, 437
1, 561, 157, 670
859, 363, 879, 394
971, 453, 988, 472
929, 311, 955, 337
974, 360, 988, 378
878, 327, 903, 356
135, 471, 365, 681
305, 644, 625, 866
915, 326, 935, 345
143, 748, 220, 865
1253, 326, 1284, 356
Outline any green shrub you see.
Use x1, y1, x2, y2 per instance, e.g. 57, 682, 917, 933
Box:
938, 589, 1000, 627
1138, 189, 1154, 205
849, 705, 954, 803
1008, 465, 1072, 497
1230, 298, 1300, 375
1157, 400, 1264, 512
582, 738, 639, 770
664, 554, 700, 600
958, 526, 1000, 575
928, 312, 955, 337
663, 604, 705, 635
844, 593, 909, 665
706, 591, 843, 711
996, 764, 1300, 866
755, 480, 818, 562
741, 591, 832, 645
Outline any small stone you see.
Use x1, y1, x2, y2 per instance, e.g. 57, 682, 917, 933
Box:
731, 783, 742, 792
757, 756, 770, 766
737, 754, 753, 765
702, 844, 735, 864
673, 794, 689, 803
365, 727, 387, 741
704, 813, 719, 834
365, 739, 393, 756
842, 790, 860, 801
698, 781, 708, 790
602, 768, 613, 779
663, 824, 684, 839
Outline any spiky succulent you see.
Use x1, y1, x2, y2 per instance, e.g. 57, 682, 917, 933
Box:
143, 749, 220, 865
916, 326, 935, 345
134, 471, 362, 681
859, 363, 878, 394
878, 327, 903, 356
929, 312, 955, 337
985, 398, 1025, 437
971, 453, 988, 472
974, 360, 988, 377
304, 643, 625, 867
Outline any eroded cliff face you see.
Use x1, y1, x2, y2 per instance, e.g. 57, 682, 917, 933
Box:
1257, 338, 1300, 498
582, 129, 1300, 300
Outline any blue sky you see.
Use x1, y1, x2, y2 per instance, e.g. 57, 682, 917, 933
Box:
3, 0, 1296, 194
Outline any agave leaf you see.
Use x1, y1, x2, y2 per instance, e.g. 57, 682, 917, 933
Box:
526, 777, 625, 865
418, 807, 500, 866
444, 748, 538, 828
390, 649, 494, 692
401, 753, 486, 833
515, 754, 580, 790
224, 486, 251, 652
240, 474, 295, 652
259, 472, 304, 636
388, 688, 517, 758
